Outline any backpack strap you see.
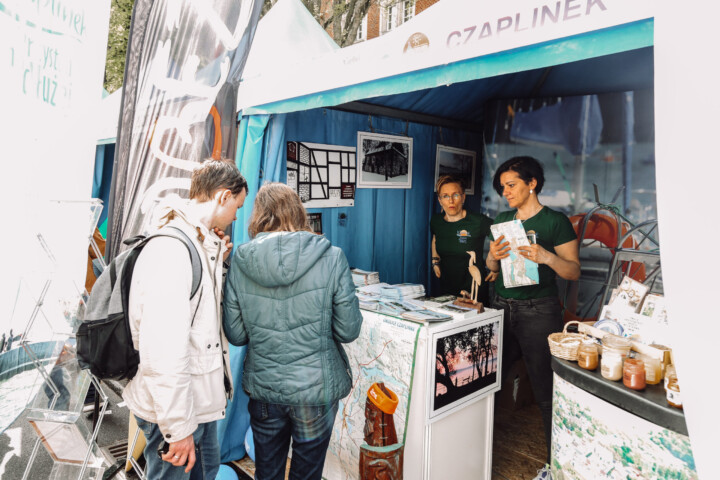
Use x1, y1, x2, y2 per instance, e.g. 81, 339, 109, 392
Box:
160, 227, 203, 299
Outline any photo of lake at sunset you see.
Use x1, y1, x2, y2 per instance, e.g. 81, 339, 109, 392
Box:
434, 323, 500, 411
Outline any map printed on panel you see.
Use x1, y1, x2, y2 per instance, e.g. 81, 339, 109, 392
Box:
323, 313, 421, 480
490, 220, 539, 288
552, 376, 697, 479
286, 142, 356, 208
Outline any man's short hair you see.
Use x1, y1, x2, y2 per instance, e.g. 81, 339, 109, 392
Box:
190, 159, 247, 201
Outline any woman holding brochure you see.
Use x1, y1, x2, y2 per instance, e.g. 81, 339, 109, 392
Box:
485, 156, 580, 477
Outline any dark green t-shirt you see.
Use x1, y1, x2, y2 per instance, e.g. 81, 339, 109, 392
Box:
492, 207, 577, 300
430, 211, 493, 297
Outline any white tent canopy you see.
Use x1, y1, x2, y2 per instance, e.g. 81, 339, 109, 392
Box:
237, 0, 655, 114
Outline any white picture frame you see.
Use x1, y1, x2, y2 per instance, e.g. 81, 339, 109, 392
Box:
426, 313, 503, 422
435, 145, 477, 195
286, 141, 356, 207
357, 132, 413, 189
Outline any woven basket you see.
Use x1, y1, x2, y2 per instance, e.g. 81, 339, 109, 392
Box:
548, 321, 588, 361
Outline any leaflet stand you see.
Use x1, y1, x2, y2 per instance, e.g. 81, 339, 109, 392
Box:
19, 200, 110, 480
599, 219, 662, 305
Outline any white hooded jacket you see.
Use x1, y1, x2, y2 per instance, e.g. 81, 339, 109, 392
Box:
122, 200, 233, 442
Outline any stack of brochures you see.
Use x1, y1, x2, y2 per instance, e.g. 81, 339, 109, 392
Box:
427, 303, 476, 319
379, 283, 426, 299
400, 309, 453, 322
351, 268, 380, 287
422, 295, 457, 308
376, 299, 424, 317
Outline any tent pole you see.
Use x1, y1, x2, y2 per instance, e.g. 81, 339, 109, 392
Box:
333, 101, 482, 132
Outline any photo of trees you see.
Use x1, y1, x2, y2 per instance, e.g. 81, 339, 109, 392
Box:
434, 322, 499, 411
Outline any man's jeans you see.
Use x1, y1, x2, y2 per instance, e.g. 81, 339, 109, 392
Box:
249, 399, 338, 480
494, 295, 562, 462
134, 416, 220, 480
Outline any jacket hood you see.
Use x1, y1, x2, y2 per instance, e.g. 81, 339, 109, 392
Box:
236, 231, 332, 287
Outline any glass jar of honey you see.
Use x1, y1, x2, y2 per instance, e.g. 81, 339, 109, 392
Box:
666, 374, 682, 409
664, 364, 676, 389
637, 354, 662, 385
623, 358, 646, 390
577, 341, 598, 370
601, 352, 623, 381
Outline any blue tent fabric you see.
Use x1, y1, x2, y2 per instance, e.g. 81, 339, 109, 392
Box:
235, 107, 484, 286
92, 143, 115, 232
510, 95, 604, 156
216, 345, 250, 462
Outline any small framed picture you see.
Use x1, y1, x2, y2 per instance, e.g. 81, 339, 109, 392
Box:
435, 145, 477, 195
307, 212, 323, 235
427, 313, 502, 422
357, 132, 413, 189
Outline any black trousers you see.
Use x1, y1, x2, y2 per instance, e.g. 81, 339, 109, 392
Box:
494, 295, 562, 463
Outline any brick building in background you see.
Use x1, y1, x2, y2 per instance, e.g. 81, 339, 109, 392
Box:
322, 0, 441, 45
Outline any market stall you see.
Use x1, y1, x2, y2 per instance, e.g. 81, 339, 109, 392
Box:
328, 305, 503, 480
219, 0, 668, 477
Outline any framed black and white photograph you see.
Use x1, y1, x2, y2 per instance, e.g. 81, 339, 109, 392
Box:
427, 314, 502, 422
435, 145, 477, 195
357, 132, 413, 189
307, 212, 323, 235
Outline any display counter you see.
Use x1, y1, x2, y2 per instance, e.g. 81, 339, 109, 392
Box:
550, 357, 697, 479
323, 307, 504, 480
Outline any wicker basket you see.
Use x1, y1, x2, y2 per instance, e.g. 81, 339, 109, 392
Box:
548, 321, 588, 361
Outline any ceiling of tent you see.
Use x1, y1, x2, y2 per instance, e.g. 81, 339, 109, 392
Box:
345, 46, 654, 126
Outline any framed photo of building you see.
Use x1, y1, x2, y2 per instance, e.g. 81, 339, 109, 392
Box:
357, 132, 413, 189
307, 212, 323, 235
427, 313, 503, 422
287, 141, 356, 208
435, 145, 477, 195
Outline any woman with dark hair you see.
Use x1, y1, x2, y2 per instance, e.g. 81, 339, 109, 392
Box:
223, 183, 362, 480
430, 175, 494, 303
485, 156, 580, 479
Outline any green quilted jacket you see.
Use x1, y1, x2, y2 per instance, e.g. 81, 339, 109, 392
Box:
223, 231, 362, 406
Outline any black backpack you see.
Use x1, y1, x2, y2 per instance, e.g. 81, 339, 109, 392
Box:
77, 227, 202, 380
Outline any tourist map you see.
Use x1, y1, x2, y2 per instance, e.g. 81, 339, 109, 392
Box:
490, 220, 539, 288
323, 312, 420, 480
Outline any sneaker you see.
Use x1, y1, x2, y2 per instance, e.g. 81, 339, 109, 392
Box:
533, 464, 552, 480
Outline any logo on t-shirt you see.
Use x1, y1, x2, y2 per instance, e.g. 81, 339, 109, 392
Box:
527, 230, 538, 245
457, 229, 471, 244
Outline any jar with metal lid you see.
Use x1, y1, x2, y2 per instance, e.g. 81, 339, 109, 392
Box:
623, 358, 646, 390
601, 335, 632, 358
601, 352, 623, 381
577, 341, 598, 371
666, 374, 682, 409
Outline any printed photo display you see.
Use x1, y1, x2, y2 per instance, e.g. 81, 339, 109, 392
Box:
428, 315, 502, 421
357, 132, 413, 189
286, 141, 356, 207
435, 145, 477, 194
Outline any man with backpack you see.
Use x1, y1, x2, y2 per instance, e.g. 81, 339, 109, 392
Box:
122, 159, 247, 479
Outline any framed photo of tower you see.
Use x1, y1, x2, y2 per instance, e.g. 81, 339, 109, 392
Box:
435, 145, 477, 195
357, 132, 413, 189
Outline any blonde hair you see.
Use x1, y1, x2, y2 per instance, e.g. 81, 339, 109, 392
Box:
248, 183, 311, 238
435, 174, 465, 194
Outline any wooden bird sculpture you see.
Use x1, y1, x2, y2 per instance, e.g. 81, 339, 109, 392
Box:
466, 251, 483, 303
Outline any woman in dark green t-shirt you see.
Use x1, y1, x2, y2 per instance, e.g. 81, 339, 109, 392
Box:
430, 175, 494, 303
485, 157, 580, 470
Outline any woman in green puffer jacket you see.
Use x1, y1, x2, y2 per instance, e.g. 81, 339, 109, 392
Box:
223, 183, 362, 480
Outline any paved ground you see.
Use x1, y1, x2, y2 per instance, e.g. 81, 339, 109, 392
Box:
0, 380, 131, 480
